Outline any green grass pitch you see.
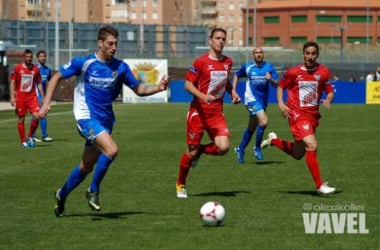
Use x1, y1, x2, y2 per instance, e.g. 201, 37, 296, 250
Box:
0, 103, 379, 249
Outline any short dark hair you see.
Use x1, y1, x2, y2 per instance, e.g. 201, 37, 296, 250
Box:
36, 50, 46, 57
23, 49, 33, 55
209, 27, 227, 38
303, 41, 319, 55
97, 25, 119, 41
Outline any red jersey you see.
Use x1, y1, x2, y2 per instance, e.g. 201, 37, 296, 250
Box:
186, 53, 233, 113
279, 63, 333, 119
10, 63, 41, 97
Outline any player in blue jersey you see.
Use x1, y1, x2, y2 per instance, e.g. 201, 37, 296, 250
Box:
33, 50, 53, 142
232, 47, 278, 163
39, 25, 169, 217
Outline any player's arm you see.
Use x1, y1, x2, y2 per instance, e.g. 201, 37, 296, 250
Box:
226, 78, 240, 104
9, 78, 16, 106
39, 71, 63, 118
277, 85, 290, 119
322, 83, 334, 109
133, 75, 169, 96
184, 80, 215, 104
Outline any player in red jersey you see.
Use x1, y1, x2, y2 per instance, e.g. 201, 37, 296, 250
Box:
9, 49, 43, 148
261, 41, 336, 195
175, 27, 240, 198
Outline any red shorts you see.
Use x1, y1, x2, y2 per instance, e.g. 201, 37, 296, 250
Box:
186, 107, 230, 145
15, 93, 40, 116
289, 115, 318, 141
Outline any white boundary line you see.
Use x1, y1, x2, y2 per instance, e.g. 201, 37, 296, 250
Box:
0, 111, 72, 124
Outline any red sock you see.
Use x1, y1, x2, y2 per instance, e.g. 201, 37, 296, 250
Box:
17, 121, 26, 143
271, 138, 293, 155
202, 143, 220, 155
305, 150, 323, 188
28, 118, 39, 137
177, 153, 192, 185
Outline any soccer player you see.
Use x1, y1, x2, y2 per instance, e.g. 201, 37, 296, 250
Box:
232, 47, 278, 163
175, 27, 240, 198
9, 49, 43, 148
261, 41, 335, 195
33, 50, 53, 142
39, 25, 169, 217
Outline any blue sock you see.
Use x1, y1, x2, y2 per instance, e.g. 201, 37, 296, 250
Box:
40, 118, 48, 138
59, 165, 86, 199
239, 129, 253, 151
89, 153, 114, 193
256, 125, 265, 147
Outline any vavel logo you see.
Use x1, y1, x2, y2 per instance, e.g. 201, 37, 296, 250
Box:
302, 213, 369, 234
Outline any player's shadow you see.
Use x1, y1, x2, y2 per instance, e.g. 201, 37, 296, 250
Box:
193, 190, 250, 197
254, 160, 283, 165
67, 211, 145, 220
277, 190, 343, 197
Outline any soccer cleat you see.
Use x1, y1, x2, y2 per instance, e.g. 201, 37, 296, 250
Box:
54, 189, 66, 217
317, 182, 336, 195
253, 146, 263, 160
86, 188, 101, 211
33, 137, 42, 143
261, 132, 278, 149
21, 142, 28, 148
43, 136, 53, 142
176, 183, 188, 198
26, 137, 35, 147
234, 146, 244, 164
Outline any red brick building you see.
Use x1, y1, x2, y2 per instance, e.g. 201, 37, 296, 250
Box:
243, 0, 380, 48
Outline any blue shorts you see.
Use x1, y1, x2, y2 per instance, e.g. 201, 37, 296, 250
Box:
77, 119, 113, 146
246, 101, 265, 116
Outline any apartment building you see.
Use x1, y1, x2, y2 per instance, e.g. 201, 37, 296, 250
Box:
0, 0, 248, 46
1, 0, 380, 48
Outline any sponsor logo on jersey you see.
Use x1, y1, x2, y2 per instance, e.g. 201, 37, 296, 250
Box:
189, 66, 197, 74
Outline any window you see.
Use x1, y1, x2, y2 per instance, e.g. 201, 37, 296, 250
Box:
27, 0, 41, 5
113, 0, 127, 4
347, 37, 372, 44
152, 11, 158, 20
291, 15, 307, 23
291, 36, 307, 43
264, 16, 279, 24
347, 16, 373, 23
229, 3, 234, 10
316, 15, 341, 23
219, 15, 225, 22
263, 37, 279, 44
229, 15, 234, 22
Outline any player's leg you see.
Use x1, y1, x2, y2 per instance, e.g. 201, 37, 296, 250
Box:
253, 111, 268, 160
55, 146, 99, 217
203, 113, 230, 156
235, 116, 257, 163
176, 110, 203, 198
88, 132, 118, 195
17, 116, 27, 146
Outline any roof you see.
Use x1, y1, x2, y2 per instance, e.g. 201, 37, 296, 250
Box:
253, 0, 380, 10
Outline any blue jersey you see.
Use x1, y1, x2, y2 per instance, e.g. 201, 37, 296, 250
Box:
37, 63, 52, 97
59, 53, 140, 124
235, 61, 278, 107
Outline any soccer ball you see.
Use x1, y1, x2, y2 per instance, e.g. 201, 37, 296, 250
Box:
199, 201, 225, 226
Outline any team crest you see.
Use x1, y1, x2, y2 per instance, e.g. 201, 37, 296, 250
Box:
314, 74, 321, 81
112, 71, 118, 78
89, 128, 94, 136
224, 64, 229, 70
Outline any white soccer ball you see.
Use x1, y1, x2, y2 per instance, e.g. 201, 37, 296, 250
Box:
199, 201, 225, 226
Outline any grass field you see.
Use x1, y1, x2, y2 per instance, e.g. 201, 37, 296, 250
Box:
0, 103, 379, 250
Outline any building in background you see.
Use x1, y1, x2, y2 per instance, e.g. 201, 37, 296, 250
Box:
0, 0, 247, 47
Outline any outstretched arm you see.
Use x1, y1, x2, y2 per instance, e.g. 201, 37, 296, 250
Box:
39, 71, 62, 118
133, 75, 169, 96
